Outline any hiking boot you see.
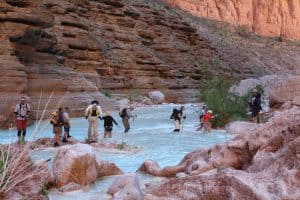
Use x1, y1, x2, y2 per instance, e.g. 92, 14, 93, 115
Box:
62, 138, 68, 143
53, 142, 59, 147
67, 134, 72, 138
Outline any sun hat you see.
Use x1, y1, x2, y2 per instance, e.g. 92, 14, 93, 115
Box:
208, 110, 212, 114
91, 100, 99, 105
252, 89, 258, 93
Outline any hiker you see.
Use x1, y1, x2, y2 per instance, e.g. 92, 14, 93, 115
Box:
170, 108, 181, 132
14, 96, 31, 143
62, 107, 71, 142
196, 105, 206, 131
119, 106, 136, 133
85, 100, 102, 143
248, 89, 262, 123
50, 108, 64, 147
202, 110, 216, 133
179, 106, 187, 122
101, 111, 118, 138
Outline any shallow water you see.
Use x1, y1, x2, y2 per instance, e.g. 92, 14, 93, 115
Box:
0, 104, 232, 199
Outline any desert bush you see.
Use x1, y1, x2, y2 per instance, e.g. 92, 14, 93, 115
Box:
199, 78, 250, 127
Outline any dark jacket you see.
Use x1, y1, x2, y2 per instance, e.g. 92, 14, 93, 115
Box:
102, 116, 118, 127
170, 109, 181, 121
249, 93, 262, 112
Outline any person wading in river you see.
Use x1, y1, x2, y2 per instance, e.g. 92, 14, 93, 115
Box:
14, 96, 31, 143
50, 108, 64, 147
101, 111, 118, 138
170, 108, 181, 132
202, 110, 217, 133
119, 106, 136, 133
85, 100, 102, 143
62, 107, 71, 142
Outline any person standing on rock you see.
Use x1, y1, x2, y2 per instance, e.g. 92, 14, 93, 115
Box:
119, 106, 136, 133
248, 89, 262, 123
50, 107, 64, 147
85, 100, 102, 143
62, 107, 71, 142
170, 108, 181, 132
14, 96, 31, 143
101, 111, 118, 138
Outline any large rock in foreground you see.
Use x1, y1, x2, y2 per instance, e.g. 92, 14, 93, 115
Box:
107, 173, 142, 200
52, 143, 123, 188
53, 144, 99, 188
142, 106, 300, 199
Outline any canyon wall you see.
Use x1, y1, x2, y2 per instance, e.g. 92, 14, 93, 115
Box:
163, 0, 300, 40
0, 0, 299, 128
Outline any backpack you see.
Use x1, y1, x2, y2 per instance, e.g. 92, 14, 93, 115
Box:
50, 112, 64, 125
90, 104, 99, 117
119, 108, 127, 118
50, 113, 58, 125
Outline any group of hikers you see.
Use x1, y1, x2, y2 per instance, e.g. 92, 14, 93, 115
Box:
13, 88, 262, 145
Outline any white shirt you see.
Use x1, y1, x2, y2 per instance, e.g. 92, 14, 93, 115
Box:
85, 104, 102, 118
14, 103, 31, 120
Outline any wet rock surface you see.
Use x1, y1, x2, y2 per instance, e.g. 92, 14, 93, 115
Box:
141, 106, 300, 199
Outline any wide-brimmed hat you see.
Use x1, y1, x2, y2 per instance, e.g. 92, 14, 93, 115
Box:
91, 100, 99, 105
207, 110, 213, 114
252, 89, 258, 93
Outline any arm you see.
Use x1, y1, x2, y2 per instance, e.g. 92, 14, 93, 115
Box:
85, 106, 90, 119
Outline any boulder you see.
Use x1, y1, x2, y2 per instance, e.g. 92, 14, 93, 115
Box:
225, 121, 259, 135
269, 76, 300, 106
229, 75, 283, 96
97, 160, 123, 177
148, 91, 165, 104
107, 173, 142, 200
118, 98, 130, 110
52, 143, 98, 188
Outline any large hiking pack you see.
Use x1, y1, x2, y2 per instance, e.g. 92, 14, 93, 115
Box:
50, 112, 63, 126
119, 108, 127, 118
90, 104, 99, 117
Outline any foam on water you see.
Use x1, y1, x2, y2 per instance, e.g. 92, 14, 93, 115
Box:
0, 104, 232, 199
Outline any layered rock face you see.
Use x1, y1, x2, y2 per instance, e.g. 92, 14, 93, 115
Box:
141, 106, 300, 199
163, 0, 300, 40
0, 0, 224, 127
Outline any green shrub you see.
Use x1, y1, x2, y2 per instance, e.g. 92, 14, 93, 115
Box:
198, 78, 249, 127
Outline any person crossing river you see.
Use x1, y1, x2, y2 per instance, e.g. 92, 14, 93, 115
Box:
85, 100, 102, 143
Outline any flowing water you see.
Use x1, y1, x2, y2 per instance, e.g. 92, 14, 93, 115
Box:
0, 104, 233, 199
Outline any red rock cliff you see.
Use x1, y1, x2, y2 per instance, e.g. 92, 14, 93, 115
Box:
163, 0, 300, 40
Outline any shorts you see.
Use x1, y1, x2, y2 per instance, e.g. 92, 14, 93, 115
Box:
252, 110, 260, 117
53, 126, 62, 136
104, 126, 113, 132
16, 120, 27, 130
